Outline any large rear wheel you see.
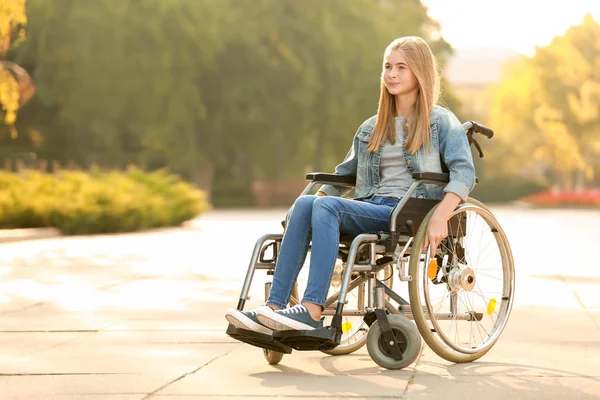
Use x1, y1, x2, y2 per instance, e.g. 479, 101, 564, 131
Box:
408, 203, 515, 363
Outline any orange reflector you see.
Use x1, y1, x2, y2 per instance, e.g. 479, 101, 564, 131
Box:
428, 259, 438, 280
341, 321, 352, 333
487, 298, 497, 316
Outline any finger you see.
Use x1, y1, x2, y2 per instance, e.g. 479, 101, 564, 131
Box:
423, 235, 429, 251
430, 240, 437, 258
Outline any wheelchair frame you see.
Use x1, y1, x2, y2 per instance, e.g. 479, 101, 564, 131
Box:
226, 121, 515, 369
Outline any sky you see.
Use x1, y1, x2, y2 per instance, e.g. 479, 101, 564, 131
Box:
421, 0, 600, 55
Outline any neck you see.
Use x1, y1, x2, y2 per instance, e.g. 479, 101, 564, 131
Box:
395, 90, 418, 116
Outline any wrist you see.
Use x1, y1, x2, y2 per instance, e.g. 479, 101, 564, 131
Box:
434, 193, 461, 218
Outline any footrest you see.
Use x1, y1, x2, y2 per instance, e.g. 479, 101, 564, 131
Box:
226, 325, 293, 354
272, 327, 341, 351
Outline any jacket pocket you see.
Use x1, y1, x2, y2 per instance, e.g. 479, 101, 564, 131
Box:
357, 131, 371, 143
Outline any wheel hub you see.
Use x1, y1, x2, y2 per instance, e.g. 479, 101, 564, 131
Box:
461, 268, 476, 291
377, 328, 408, 356
448, 267, 476, 292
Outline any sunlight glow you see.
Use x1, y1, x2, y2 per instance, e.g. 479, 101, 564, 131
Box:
422, 0, 600, 55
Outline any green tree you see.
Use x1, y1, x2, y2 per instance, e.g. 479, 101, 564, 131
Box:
13, 0, 236, 168
488, 14, 600, 191
0, 0, 34, 138
9, 0, 454, 206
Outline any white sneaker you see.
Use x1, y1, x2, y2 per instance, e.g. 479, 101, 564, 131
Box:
256, 304, 323, 331
225, 305, 274, 335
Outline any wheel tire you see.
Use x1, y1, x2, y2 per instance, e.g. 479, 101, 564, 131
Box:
366, 315, 422, 370
467, 197, 494, 215
263, 349, 284, 365
407, 202, 515, 363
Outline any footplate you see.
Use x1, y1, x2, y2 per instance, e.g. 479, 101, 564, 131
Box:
226, 325, 293, 354
272, 327, 342, 351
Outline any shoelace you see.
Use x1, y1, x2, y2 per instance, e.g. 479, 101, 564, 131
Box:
279, 305, 306, 315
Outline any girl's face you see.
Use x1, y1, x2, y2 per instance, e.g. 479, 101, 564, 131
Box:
383, 50, 418, 97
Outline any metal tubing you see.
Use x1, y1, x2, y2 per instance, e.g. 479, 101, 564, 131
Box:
400, 313, 482, 322
367, 274, 375, 308
350, 265, 378, 272
370, 242, 377, 265
374, 286, 385, 308
238, 233, 283, 308
299, 182, 318, 196
324, 274, 364, 304
337, 233, 380, 309
264, 282, 272, 304
322, 309, 365, 316
397, 237, 413, 260
377, 279, 409, 306
255, 263, 277, 269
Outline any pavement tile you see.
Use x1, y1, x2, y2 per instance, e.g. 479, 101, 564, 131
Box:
571, 285, 600, 308
2, 341, 238, 375
415, 305, 600, 378
405, 375, 600, 399
587, 308, 600, 329
158, 345, 413, 398
103, 318, 220, 332
417, 341, 600, 379
0, 374, 158, 400
77, 328, 233, 345
44, 396, 143, 400
512, 276, 581, 309
0, 303, 121, 332
0, 332, 87, 362
500, 305, 600, 345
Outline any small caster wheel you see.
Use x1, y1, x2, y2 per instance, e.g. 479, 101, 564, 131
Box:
263, 349, 284, 365
366, 315, 422, 370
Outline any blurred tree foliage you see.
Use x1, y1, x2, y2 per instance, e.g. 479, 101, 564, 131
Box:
0, 0, 34, 137
5, 0, 457, 205
488, 14, 600, 191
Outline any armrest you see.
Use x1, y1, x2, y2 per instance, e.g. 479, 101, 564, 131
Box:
305, 173, 356, 187
412, 172, 449, 183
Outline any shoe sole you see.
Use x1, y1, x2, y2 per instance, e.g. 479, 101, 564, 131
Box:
226, 310, 273, 335
256, 310, 318, 331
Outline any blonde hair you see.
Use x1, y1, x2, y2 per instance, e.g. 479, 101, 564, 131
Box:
368, 36, 440, 154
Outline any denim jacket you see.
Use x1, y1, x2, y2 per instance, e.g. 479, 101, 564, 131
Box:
319, 105, 476, 202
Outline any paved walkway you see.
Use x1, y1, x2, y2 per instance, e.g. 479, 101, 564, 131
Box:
0, 207, 599, 399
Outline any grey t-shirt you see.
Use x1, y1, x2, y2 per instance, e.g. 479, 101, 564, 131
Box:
374, 116, 415, 199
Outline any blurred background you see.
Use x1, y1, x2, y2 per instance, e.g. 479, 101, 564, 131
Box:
1, 0, 599, 230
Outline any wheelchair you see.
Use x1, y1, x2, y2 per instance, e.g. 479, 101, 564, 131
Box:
226, 121, 515, 370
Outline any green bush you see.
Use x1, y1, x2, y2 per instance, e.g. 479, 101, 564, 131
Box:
0, 167, 211, 235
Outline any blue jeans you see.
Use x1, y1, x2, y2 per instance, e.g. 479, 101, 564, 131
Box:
266, 195, 399, 309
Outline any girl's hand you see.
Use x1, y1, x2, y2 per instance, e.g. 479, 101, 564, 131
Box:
423, 215, 448, 258
422, 192, 461, 258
